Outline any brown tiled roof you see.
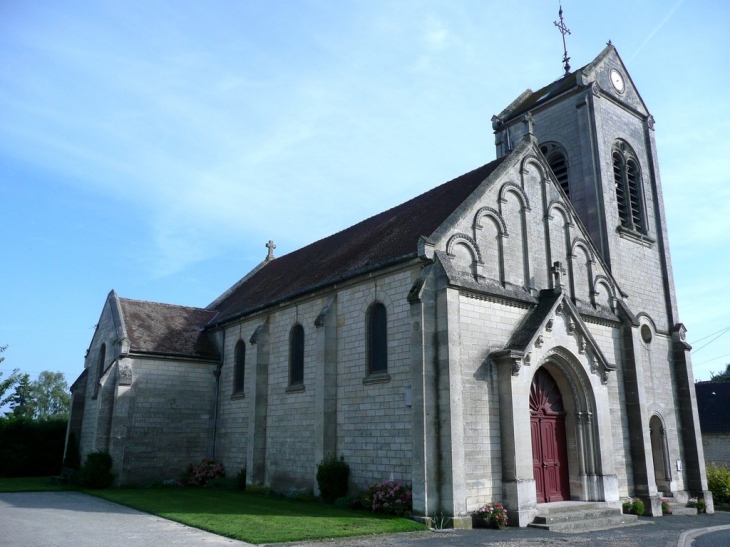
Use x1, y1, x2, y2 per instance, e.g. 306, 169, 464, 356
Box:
119, 298, 219, 359
212, 156, 508, 323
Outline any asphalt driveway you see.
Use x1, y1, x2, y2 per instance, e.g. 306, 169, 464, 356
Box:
2, 491, 730, 547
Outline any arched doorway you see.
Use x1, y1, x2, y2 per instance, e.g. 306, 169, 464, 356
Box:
530, 368, 571, 502
649, 415, 672, 493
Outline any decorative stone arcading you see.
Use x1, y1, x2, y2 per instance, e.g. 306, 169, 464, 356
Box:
473, 206, 508, 236
446, 233, 483, 264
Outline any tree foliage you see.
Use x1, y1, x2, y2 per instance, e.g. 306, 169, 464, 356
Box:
32, 371, 71, 419
709, 364, 730, 382
0, 346, 20, 408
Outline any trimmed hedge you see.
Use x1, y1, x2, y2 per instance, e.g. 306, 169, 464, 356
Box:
0, 417, 67, 477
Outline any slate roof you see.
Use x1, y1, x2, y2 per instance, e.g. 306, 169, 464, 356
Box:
502, 70, 582, 122
212, 156, 508, 323
118, 298, 219, 360
695, 381, 730, 433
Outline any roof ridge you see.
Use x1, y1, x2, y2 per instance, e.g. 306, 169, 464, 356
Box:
119, 296, 214, 312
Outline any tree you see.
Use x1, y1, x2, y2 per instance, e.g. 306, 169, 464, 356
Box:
7, 373, 36, 418
0, 345, 20, 408
710, 364, 730, 382
32, 371, 70, 419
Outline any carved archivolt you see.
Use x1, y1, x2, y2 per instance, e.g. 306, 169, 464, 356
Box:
498, 182, 532, 211
520, 155, 547, 182
547, 201, 573, 225
446, 233, 483, 264
593, 275, 616, 300
473, 207, 508, 236
570, 238, 595, 262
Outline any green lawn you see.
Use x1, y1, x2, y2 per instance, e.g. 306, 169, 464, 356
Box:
0, 478, 427, 544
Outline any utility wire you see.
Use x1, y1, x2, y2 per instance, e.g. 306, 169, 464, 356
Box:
691, 326, 730, 355
690, 325, 730, 344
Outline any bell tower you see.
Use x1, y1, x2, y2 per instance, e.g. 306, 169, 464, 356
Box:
491, 44, 678, 332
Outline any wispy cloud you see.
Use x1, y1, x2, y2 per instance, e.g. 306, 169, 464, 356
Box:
628, 0, 685, 62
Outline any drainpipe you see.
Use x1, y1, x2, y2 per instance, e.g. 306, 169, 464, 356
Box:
211, 326, 225, 459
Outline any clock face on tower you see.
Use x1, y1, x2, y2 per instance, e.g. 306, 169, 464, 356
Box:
610, 68, 625, 93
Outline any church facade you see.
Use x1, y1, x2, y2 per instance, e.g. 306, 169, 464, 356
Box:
68, 45, 713, 526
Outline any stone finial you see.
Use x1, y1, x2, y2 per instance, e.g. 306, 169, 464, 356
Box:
265, 240, 276, 261
552, 261, 564, 289
522, 112, 535, 136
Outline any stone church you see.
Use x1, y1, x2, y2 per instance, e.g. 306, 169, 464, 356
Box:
67, 45, 713, 526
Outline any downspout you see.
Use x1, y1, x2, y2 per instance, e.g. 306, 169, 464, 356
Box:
211, 325, 225, 459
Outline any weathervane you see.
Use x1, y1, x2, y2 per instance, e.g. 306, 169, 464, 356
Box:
554, 4, 571, 76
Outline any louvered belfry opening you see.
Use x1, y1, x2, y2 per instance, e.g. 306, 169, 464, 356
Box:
613, 141, 645, 233
540, 142, 570, 198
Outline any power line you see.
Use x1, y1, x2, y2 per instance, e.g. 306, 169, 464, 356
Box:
691, 326, 730, 355
690, 325, 730, 345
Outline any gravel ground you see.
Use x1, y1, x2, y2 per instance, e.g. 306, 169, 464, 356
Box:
2, 492, 729, 547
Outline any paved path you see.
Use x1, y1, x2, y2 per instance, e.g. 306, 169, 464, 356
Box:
0, 492, 252, 547
1, 492, 729, 547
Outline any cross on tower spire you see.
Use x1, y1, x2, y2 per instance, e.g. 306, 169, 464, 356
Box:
554, 4, 571, 76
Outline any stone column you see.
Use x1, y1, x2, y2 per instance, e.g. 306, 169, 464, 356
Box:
409, 266, 441, 523
313, 295, 338, 493
671, 324, 714, 513
109, 358, 134, 486
619, 318, 662, 515
492, 350, 537, 527
247, 318, 270, 486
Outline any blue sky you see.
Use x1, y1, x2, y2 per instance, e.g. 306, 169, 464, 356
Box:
1, 0, 729, 390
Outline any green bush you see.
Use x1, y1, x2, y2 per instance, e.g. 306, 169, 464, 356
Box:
632, 499, 645, 516
316, 455, 350, 504
0, 417, 67, 477
707, 463, 730, 505
361, 481, 413, 517
79, 451, 115, 488
335, 495, 363, 509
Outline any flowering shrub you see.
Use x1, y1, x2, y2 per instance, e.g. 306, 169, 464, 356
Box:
474, 503, 508, 529
183, 458, 226, 487
361, 481, 412, 517
661, 498, 672, 515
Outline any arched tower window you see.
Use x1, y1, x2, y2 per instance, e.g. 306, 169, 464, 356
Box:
612, 141, 645, 233
367, 302, 387, 374
233, 340, 245, 394
539, 142, 570, 198
289, 324, 304, 386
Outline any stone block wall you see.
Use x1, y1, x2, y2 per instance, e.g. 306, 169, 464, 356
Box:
703, 433, 730, 467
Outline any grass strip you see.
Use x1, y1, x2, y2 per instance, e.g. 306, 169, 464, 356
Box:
87, 488, 426, 544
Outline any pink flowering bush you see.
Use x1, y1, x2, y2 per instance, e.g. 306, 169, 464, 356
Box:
182, 458, 226, 487
474, 503, 508, 529
361, 481, 413, 517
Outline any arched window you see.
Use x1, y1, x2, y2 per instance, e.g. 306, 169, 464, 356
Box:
539, 142, 570, 198
612, 141, 645, 233
367, 303, 387, 374
289, 324, 304, 385
233, 340, 245, 394
94, 343, 106, 398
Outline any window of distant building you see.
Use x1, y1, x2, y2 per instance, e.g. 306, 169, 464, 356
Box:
612, 140, 646, 233
233, 340, 245, 395
540, 142, 570, 198
289, 324, 304, 386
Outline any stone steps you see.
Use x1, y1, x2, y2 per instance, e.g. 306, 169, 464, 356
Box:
667, 503, 698, 516
528, 502, 642, 533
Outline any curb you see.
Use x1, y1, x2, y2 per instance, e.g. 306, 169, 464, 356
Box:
677, 524, 730, 547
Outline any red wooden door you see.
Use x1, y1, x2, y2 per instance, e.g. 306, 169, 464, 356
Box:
530, 368, 570, 503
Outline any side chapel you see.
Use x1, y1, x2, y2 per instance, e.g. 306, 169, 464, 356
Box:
67, 45, 713, 526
